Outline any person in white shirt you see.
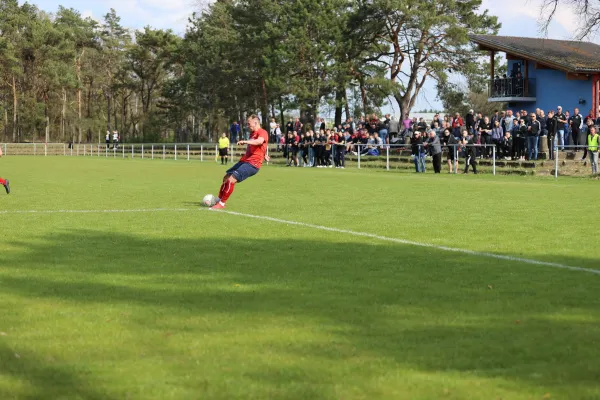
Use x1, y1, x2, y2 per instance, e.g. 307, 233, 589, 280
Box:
105, 131, 110, 149
269, 118, 277, 143
112, 131, 119, 149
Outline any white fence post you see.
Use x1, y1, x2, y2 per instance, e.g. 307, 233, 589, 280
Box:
555, 144, 559, 179
357, 145, 361, 169
122, 144, 125, 158
142, 144, 144, 159
200, 145, 203, 162
175, 144, 177, 160
152, 145, 154, 159
34, 143, 36, 156
386, 145, 389, 171
492, 145, 496, 176
131, 145, 134, 158
187, 144, 190, 161
45, 143, 47, 157
64, 143, 66, 156
163, 145, 165, 160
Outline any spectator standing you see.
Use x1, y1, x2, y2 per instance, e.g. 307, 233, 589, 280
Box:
334, 131, 346, 168
112, 130, 119, 149
555, 106, 566, 150
546, 110, 557, 160
388, 116, 400, 143
465, 109, 475, 134
105, 131, 110, 149
463, 132, 478, 174
425, 130, 442, 173
571, 108, 583, 150
491, 120, 503, 159
587, 126, 599, 174
275, 124, 282, 151
411, 131, 426, 173
230, 121, 240, 143
527, 113, 541, 161
442, 128, 458, 173
478, 116, 492, 158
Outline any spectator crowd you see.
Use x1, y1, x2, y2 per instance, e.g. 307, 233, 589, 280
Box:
227, 105, 600, 174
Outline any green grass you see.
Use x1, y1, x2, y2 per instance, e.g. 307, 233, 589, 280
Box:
0, 156, 599, 400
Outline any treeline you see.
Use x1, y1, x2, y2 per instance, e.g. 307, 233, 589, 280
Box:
0, 0, 498, 143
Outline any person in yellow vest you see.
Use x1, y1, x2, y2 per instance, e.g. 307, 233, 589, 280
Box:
218, 132, 230, 165
588, 126, 599, 174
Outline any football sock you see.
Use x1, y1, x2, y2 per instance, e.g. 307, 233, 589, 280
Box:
219, 181, 236, 203
218, 181, 227, 199
0, 178, 5, 186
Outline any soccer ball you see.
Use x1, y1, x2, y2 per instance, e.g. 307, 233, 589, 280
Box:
202, 194, 217, 207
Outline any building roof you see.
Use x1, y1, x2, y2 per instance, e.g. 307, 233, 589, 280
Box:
469, 34, 600, 73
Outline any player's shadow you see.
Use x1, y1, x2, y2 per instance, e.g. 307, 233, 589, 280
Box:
1, 230, 600, 397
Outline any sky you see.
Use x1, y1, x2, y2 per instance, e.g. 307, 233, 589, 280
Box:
20, 0, 586, 113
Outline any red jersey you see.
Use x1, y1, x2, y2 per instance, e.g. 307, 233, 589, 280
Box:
240, 128, 269, 169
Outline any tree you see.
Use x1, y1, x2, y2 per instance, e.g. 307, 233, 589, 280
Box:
352, 0, 500, 120
540, 0, 600, 39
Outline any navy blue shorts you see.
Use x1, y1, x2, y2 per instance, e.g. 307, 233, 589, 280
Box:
226, 161, 259, 182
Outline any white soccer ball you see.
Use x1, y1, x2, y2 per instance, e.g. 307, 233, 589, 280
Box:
202, 194, 217, 207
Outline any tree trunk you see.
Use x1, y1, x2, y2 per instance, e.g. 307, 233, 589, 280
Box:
12, 75, 17, 143
106, 94, 111, 132
278, 96, 285, 128
77, 51, 84, 144
334, 88, 344, 127
343, 90, 351, 121
4, 108, 8, 141
260, 79, 269, 127
359, 77, 368, 118
61, 87, 67, 140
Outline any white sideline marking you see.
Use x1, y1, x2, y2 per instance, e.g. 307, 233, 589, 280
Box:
214, 209, 600, 276
0, 208, 192, 215
3, 206, 597, 275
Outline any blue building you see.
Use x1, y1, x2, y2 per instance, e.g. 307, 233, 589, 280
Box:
469, 35, 600, 117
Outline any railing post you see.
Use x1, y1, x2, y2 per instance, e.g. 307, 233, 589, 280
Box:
45, 143, 47, 157
34, 143, 36, 156
175, 144, 177, 160
187, 144, 190, 161
386, 145, 389, 170
131, 145, 134, 159
357, 145, 361, 169
492, 145, 496, 176
152, 145, 154, 159
71, 144, 73, 156
98, 144, 100, 157
64, 143, 66, 156
3, 143, 6, 155
142, 144, 144, 159
122, 144, 125, 158
105, 145, 107, 158
201, 145, 203, 162
215, 145, 218, 163
163, 145, 165, 160
555, 143, 559, 179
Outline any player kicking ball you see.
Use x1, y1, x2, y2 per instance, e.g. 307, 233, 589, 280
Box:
0, 177, 9, 194
0, 149, 10, 194
210, 114, 268, 210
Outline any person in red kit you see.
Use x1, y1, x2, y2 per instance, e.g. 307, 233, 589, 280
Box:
0, 149, 10, 194
210, 114, 268, 209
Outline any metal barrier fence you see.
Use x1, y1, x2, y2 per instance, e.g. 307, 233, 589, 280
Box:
1, 142, 598, 178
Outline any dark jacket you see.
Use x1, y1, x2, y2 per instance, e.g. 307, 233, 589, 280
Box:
527, 120, 541, 136
546, 117, 557, 135
411, 136, 424, 156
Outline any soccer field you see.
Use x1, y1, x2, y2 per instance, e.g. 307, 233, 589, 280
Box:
1, 157, 599, 400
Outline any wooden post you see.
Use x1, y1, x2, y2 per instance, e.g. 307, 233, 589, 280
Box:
524, 60, 529, 96
593, 74, 600, 119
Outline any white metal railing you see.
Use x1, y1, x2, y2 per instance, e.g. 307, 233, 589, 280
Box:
1, 141, 597, 178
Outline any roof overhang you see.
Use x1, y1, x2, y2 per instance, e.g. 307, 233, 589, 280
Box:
469, 35, 581, 74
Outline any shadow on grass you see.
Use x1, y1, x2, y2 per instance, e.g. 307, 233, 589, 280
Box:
0, 343, 114, 400
1, 230, 600, 397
